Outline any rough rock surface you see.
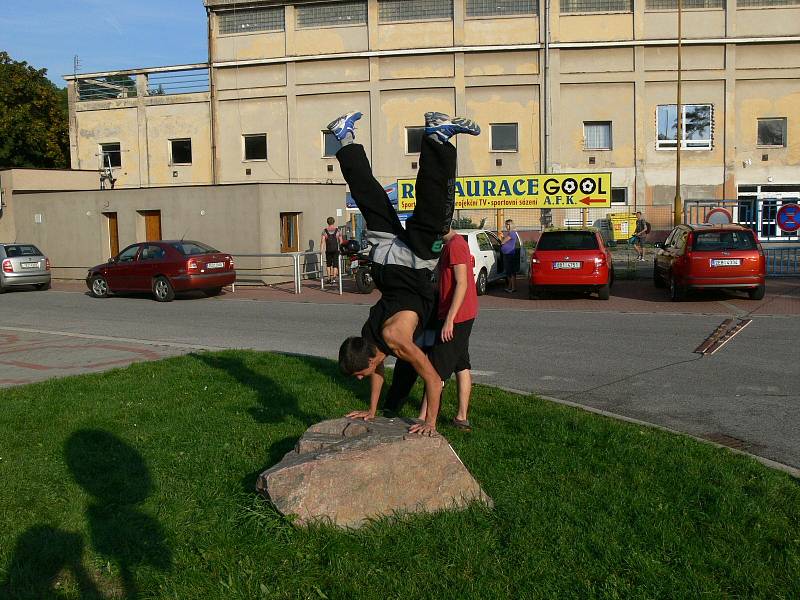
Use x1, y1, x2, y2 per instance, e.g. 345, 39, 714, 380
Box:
256, 417, 492, 528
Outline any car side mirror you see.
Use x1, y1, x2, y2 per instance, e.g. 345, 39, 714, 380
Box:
108, 256, 116, 263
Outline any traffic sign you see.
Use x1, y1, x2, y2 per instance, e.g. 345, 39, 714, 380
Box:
705, 207, 732, 225
776, 203, 800, 233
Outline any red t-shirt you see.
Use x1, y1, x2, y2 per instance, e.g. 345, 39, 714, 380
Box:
437, 234, 478, 323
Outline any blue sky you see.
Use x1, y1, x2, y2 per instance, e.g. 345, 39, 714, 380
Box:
1, 0, 208, 86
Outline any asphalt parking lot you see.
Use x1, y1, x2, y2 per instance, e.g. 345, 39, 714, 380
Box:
0, 276, 798, 471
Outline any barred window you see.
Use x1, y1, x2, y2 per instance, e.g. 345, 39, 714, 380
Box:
560, 0, 632, 12
297, 1, 367, 28
379, 0, 453, 22
218, 7, 285, 35
467, 0, 538, 16
738, 0, 799, 7
646, 0, 724, 8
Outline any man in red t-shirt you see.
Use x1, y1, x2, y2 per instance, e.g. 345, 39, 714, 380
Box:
416, 227, 479, 430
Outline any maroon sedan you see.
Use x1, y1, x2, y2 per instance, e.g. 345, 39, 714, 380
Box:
86, 240, 235, 302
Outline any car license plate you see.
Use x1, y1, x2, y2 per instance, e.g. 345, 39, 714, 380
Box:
206, 262, 224, 269
553, 261, 581, 269
710, 259, 741, 267
21, 262, 39, 269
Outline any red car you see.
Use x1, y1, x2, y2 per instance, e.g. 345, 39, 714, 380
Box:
86, 240, 235, 302
653, 224, 765, 301
529, 228, 613, 300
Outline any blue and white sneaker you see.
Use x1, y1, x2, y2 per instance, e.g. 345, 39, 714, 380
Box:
425, 113, 480, 143
327, 111, 362, 142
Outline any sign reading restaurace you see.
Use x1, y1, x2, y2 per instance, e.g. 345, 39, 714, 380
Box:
397, 173, 612, 211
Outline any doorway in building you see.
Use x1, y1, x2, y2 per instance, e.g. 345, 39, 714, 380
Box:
280, 212, 301, 252
103, 212, 119, 258
139, 210, 162, 241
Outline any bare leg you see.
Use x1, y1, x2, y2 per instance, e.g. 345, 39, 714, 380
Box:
455, 369, 471, 422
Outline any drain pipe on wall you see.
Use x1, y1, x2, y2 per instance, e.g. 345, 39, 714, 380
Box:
207, 6, 218, 185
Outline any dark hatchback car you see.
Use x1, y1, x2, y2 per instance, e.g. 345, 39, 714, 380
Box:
653, 224, 765, 301
86, 240, 235, 302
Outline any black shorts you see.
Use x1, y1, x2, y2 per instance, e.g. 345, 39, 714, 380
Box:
503, 250, 520, 276
429, 319, 474, 381
325, 252, 339, 267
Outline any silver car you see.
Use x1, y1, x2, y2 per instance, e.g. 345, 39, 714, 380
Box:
0, 244, 51, 292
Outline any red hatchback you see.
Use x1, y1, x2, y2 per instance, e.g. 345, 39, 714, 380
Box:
529, 229, 613, 300
653, 224, 765, 301
86, 240, 235, 302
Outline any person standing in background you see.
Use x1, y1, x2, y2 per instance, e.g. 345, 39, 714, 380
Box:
500, 219, 522, 293
321, 217, 343, 284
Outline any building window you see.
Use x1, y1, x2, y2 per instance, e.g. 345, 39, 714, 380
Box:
243, 134, 268, 161
297, 1, 367, 28
646, 0, 723, 8
170, 139, 193, 165
280, 212, 301, 252
560, 0, 632, 12
100, 143, 121, 168
323, 131, 342, 158
656, 104, 713, 150
757, 118, 787, 148
738, 0, 800, 7
218, 7, 285, 35
584, 122, 612, 150
467, 0, 538, 16
491, 123, 519, 152
406, 127, 425, 154
611, 188, 627, 205
379, 0, 453, 22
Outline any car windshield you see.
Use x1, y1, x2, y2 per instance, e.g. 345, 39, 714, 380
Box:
4, 244, 42, 257
170, 241, 218, 256
692, 230, 756, 251
536, 231, 599, 251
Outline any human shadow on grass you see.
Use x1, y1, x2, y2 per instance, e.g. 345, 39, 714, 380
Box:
191, 352, 369, 491
66, 430, 172, 599
0, 525, 103, 599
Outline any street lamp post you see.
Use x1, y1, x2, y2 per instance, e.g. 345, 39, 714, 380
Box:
674, 0, 684, 226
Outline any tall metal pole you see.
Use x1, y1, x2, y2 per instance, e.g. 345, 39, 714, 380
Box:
674, 0, 683, 226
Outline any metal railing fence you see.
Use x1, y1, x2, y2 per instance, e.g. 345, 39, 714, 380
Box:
765, 247, 800, 277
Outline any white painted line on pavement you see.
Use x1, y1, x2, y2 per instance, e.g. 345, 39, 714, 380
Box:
0, 326, 226, 352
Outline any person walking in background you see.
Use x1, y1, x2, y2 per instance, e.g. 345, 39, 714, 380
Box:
632, 211, 650, 261
321, 217, 343, 284
500, 219, 522, 293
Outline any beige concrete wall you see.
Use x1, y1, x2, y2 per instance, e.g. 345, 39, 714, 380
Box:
379, 54, 455, 80
215, 31, 286, 62
735, 79, 800, 185
561, 48, 633, 73
216, 64, 287, 90
144, 102, 213, 186
216, 96, 290, 183
464, 51, 538, 76
736, 7, 800, 38
643, 46, 725, 72
296, 58, 370, 85
73, 106, 142, 187
736, 44, 800, 70
559, 82, 635, 169
463, 16, 539, 46
557, 14, 633, 43
377, 22, 454, 51
294, 24, 369, 55
463, 85, 540, 176
10, 182, 344, 282
642, 10, 725, 40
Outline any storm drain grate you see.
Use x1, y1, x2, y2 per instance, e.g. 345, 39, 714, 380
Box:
703, 432, 765, 453
694, 318, 752, 356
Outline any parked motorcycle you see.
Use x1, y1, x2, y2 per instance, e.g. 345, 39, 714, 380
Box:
340, 240, 375, 294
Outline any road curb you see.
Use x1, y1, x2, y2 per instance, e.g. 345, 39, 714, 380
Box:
496, 386, 800, 480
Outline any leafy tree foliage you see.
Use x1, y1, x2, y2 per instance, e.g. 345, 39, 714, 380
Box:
0, 51, 70, 169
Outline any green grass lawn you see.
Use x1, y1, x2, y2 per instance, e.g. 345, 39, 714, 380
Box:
0, 351, 798, 599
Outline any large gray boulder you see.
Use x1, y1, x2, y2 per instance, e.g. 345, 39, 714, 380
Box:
256, 417, 492, 528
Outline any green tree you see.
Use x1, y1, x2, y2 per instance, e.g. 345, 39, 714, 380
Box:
0, 51, 70, 169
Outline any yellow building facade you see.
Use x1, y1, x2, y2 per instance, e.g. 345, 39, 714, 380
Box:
65, 0, 800, 233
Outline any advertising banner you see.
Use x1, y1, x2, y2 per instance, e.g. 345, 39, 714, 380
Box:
397, 173, 612, 211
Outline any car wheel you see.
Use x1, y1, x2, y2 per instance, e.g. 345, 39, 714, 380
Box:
476, 269, 488, 296
747, 284, 765, 300
355, 267, 375, 294
669, 274, 685, 302
90, 275, 109, 298
204, 287, 223, 297
597, 283, 611, 300
153, 276, 175, 302
36, 281, 51, 291
653, 264, 666, 288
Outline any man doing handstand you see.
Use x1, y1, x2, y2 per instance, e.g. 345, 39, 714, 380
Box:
330, 110, 479, 435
